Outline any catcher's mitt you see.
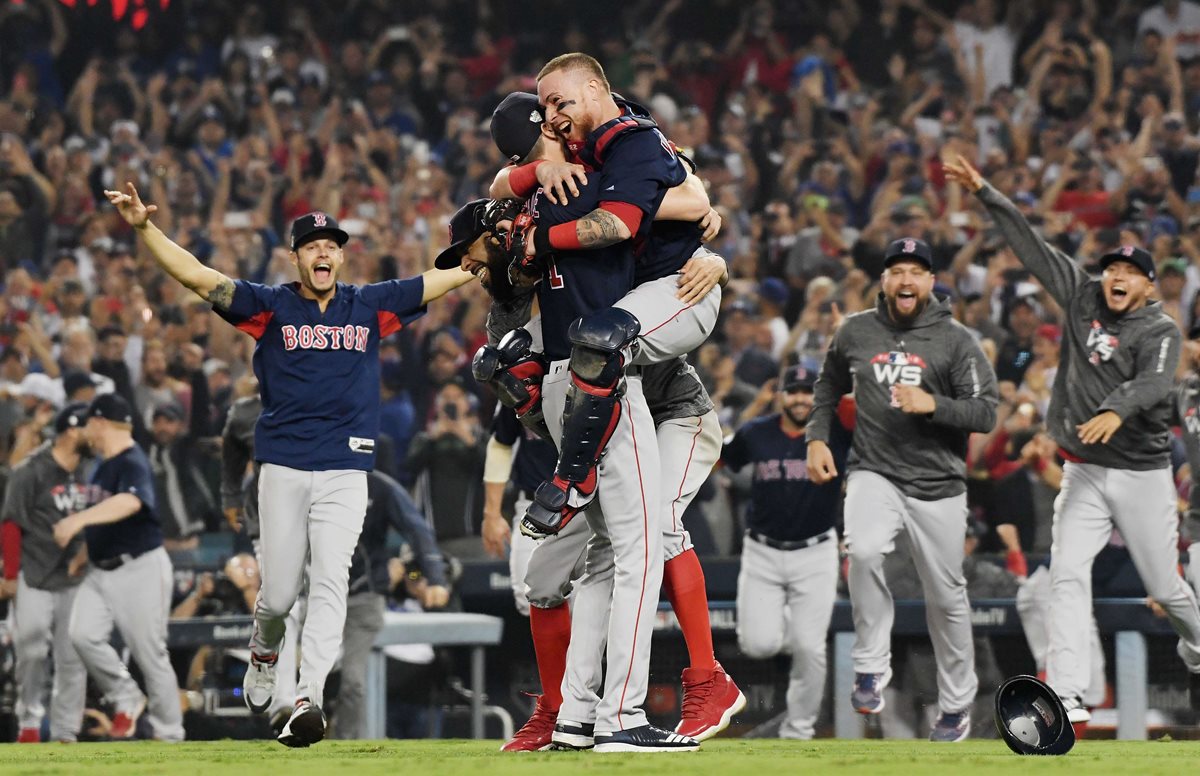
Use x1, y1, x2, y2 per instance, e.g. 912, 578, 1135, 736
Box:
503, 212, 546, 285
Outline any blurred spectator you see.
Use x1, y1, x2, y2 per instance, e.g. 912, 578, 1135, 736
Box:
407, 378, 485, 559
148, 403, 219, 550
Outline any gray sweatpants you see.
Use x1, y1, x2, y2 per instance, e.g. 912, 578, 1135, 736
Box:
332, 590, 386, 739
843, 470, 977, 714
736, 532, 839, 739
13, 575, 86, 741
251, 464, 368, 706
68, 546, 183, 741
1047, 463, 1200, 701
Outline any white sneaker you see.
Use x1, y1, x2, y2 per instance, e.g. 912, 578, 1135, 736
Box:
243, 651, 277, 714
1062, 696, 1091, 724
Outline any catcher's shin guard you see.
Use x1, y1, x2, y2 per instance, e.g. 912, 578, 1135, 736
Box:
522, 308, 640, 537
472, 328, 551, 439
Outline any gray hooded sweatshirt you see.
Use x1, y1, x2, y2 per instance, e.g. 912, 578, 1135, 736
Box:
978, 182, 1180, 470
808, 293, 998, 500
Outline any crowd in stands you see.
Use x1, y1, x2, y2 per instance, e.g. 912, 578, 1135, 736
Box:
1, 0, 1200, 734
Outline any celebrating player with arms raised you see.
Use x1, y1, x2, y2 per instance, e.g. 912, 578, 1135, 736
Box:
105, 183, 475, 747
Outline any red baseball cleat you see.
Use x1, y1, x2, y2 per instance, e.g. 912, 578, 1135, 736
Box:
110, 696, 146, 739
674, 662, 746, 741
500, 695, 557, 752
17, 727, 40, 743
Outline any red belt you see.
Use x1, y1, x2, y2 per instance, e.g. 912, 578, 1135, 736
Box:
1057, 447, 1087, 464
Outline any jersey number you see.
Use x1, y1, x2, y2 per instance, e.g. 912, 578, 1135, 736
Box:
548, 260, 565, 289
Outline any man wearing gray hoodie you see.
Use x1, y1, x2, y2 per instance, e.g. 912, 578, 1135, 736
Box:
807, 236, 999, 742
945, 154, 1200, 722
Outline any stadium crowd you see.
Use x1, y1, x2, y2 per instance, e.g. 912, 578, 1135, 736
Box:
0, 0, 1199, 741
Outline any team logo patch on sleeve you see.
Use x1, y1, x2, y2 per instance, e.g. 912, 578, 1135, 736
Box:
348, 437, 375, 454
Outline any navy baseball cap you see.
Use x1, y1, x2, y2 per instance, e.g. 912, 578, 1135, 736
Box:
434, 199, 489, 269
88, 393, 133, 425
782, 365, 817, 393
883, 236, 934, 270
491, 92, 545, 163
54, 402, 90, 434
290, 211, 350, 251
1098, 245, 1155, 281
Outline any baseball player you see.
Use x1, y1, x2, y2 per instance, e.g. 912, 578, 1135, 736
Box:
1176, 335, 1200, 708
53, 393, 183, 742
482, 405, 558, 618
490, 58, 722, 538
945, 155, 1200, 721
722, 365, 851, 739
807, 235, 999, 742
104, 182, 476, 747
467, 87, 737, 749
221, 390, 303, 732
1, 402, 90, 743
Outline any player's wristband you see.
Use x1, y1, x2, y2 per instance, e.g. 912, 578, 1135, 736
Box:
508, 160, 545, 198
546, 222, 581, 252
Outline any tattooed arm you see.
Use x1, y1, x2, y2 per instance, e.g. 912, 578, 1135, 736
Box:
105, 183, 237, 310
527, 206, 635, 258
575, 209, 631, 247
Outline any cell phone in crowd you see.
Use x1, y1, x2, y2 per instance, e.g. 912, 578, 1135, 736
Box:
443, 403, 459, 421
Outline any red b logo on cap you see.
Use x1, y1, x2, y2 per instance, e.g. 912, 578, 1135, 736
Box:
903, 239, 916, 253
1120, 245, 1134, 256
313, 212, 327, 228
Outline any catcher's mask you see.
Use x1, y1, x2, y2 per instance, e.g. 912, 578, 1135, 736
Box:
994, 675, 1075, 755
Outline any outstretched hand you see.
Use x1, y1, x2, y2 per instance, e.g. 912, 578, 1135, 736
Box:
942, 154, 985, 193
104, 182, 157, 228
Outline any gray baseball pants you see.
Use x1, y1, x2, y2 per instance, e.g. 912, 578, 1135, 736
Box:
332, 590, 386, 739
251, 464, 368, 707
843, 470, 978, 714
1047, 462, 1200, 701
13, 575, 86, 741
68, 546, 183, 741
736, 532, 839, 739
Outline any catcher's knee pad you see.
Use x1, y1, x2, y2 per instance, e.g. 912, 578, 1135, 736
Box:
558, 308, 641, 481
566, 308, 641, 388
471, 328, 550, 438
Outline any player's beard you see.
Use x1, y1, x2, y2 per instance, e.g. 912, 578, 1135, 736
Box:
884, 291, 929, 326
783, 403, 811, 429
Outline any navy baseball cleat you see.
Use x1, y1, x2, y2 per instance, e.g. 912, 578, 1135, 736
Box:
851, 668, 891, 714
277, 698, 326, 747
550, 719, 595, 750
594, 724, 699, 753
929, 710, 971, 742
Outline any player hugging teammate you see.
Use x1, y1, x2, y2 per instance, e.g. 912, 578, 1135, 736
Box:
444, 53, 745, 752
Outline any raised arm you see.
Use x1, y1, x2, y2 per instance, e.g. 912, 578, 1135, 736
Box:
943, 155, 1087, 308
105, 183, 236, 310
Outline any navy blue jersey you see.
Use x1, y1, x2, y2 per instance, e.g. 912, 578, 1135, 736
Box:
492, 405, 556, 493
84, 445, 162, 562
530, 183, 635, 360
215, 279, 426, 471
583, 117, 697, 284
722, 416, 852, 543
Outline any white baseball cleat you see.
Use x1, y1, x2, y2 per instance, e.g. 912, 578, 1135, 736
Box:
243, 651, 278, 714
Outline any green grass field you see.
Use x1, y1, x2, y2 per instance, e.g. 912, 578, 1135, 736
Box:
0, 739, 1198, 776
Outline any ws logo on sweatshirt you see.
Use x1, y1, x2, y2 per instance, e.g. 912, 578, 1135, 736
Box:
1086, 321, 1119, 365
870, 351, 927, 386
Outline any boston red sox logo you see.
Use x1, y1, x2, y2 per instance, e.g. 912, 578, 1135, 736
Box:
313, 212, 327, 227
1086, 320, 1119, 365
1120, 245, 1135, 257
902, 238, 917, 253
